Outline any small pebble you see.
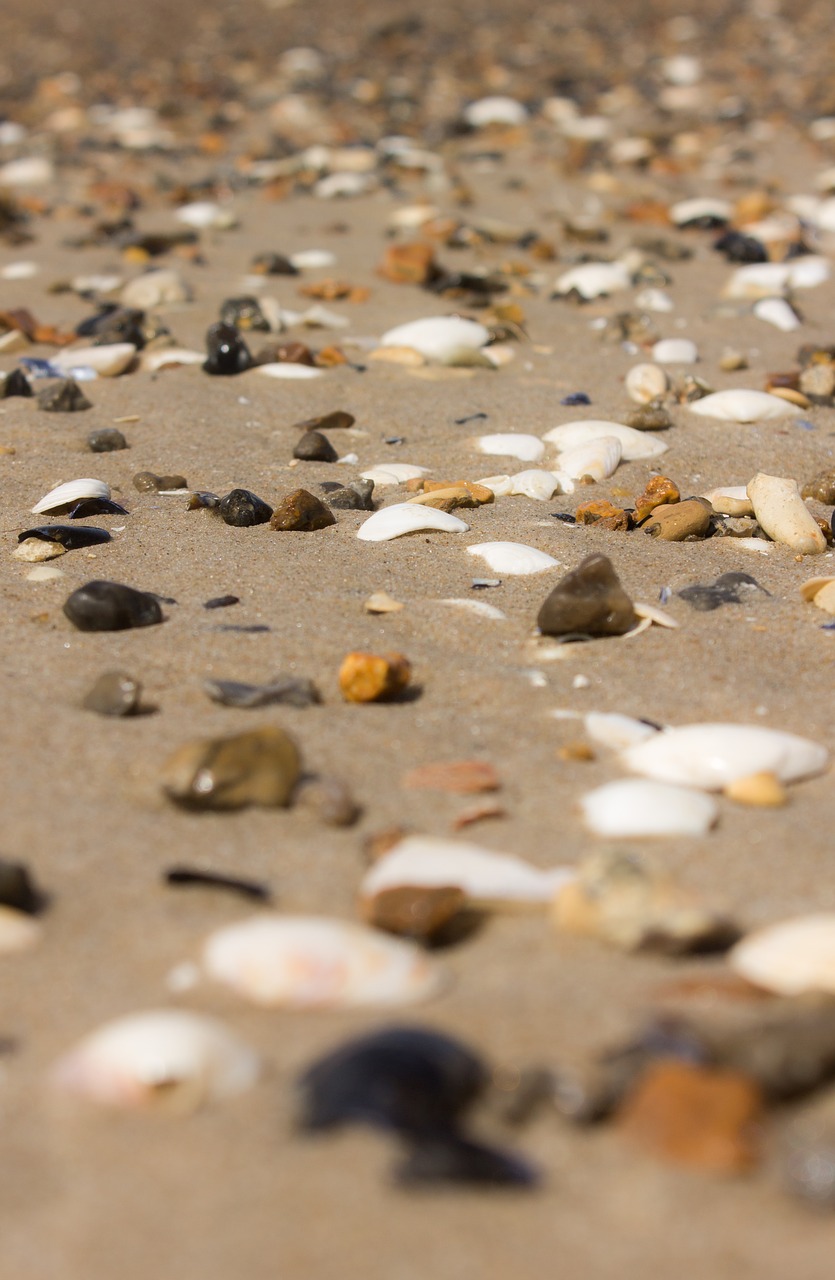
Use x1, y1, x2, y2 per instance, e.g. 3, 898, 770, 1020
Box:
293, 773, 361, 826
82, 670, 143, 716
642, 497, 713, 541
328, 479, 376, 511
537, 554, 637, 637
339, 651, 412, 703
203, 595, 239, 610
162, 726, 301, 810
88, 427, 128, 452
293, 429, 338, 462
37, 379, 91, 412
218, 489, 273, 527
133, 471, 188, 493
270, 489, 336, 531
203, 322, 252, 376
63, 581, 163, 632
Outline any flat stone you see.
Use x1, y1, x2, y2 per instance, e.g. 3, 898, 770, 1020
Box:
83, 670, 142, 716
270, 488, 336, 531
162, 726, 301, 810
218, 489, 273, 527
63, 580, 163, 631
642, 497, 713, 540
537, 554, 637, 637
133, 471, 188, 492
204, 676, 320, 709
362, 884, 466, 940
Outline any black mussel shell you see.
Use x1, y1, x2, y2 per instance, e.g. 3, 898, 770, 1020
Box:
18, 525, 111, 550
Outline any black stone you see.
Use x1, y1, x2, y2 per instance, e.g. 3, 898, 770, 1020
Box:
164, 866, 271, 902
327, 479, 375, 511
77, 305, 147, 348
68, 498, 128, 518
714, 230, 768, 264
560, 392, 591, 406
678, 572, 769, 612
293, 429, 338, 462
203, 595, 240, 610
2, 368, 32, 398
203, 322, 252, 376
219, 295, 270, 331
218, 488, 273, 527
0, 859, 44, 915
88, 427, 128, 452
537, 554, 637, 637
18, 525, 111, 550
204, 675, 320, 708
37, 378, 91, 412
63, 580, 164, 632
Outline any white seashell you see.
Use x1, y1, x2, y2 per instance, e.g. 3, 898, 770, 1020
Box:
25, 565, 64, 582
296, 304, 349, 329
583, 712, 660, 750
357, 503, 468, 542
580, 779, 718, 837
387, 204, 440, 231
730, 915, 835, 995
359, 463, 429, 486
474, 475, 513, 496
687, 390, 795, 422
747, 473, 827, 555
800, 578, 835, 614
0, 261, 38, 280
543, 421, 668, 460
559, 115, 611, 142
701, 486, 754, 516
508, 469, 560, 500
53, 343, 136, 377
379, 316, 490, 365
732, 537, 773, 555
610, 137, 654, 165
634, 602, 679, 628
483, 344, 516, 369
139, 347, 206, 372
550, 470, 576, 495
634, 288, 674, 313
669, 197, 731, 226
788, 256, 831, 288
625, 363, 669, 403
651, 338, 698, 364
50, 1010, 259, 1110
436, 599, 507, 620
753, 297, 801, 331
0, 157, 53, 186
201, 915, 442, 1007
361, 835, 573, 908
32, 478, 111, 515
289, 249, 337, 270
121, 269, 191, 309
556, 436, 622, 482
622, 723, 828, 790
175, 201, 237, 229
73, 273, 123, 297
553, 262, 631, 300
0, 904, 41, 953
253, 363, 324, 379
723, 262, 793, 299
475, 433, 545, 463
463, 96, 528, 128
466, 541, 560, 575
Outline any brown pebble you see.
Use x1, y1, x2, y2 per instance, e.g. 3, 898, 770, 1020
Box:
269, 489, 336, 531
339, 651, 412, 703
378, 242, 439, 285
362, 884, 465, 940
133, 471, 188, 493
802, 470, 835, 503
294, 774, 361, 826
616, 1059, 763, 1173
723, 771, 787, 807
634, 475, 681, 523
799, 363, 835, 400
162, 726, 301, 811
625, 405, 673, 431
575, 499, 632, 532
294, 410, 355, 432
537, 554, 637, 638
642, 497, 713, 541
407, 485, 477, 513
401, 760, 500, 794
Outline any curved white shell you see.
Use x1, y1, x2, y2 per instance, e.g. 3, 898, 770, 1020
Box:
139, 347, 206, 372
730, 915, 835, 995
175, 201, 237, 229
553, 262, 631, 299
625, 363, 669, 404
201, 915, 443, 1007
475, 433, 545, 463
357, 503, 468, 541
651, 338, 698, 364
701, 486, 753, 516
359, 463, 429, 486
556, 435, 622, 481
543, 421, 668, 460
0, 905, 41, 953
54, 343, 136, 376
32, 478, 111, 514
634, 287, 674, 312
254, 363, 324, 379
753, 297, 801, 331
475, 474, 513, 496
747, 473, 827, 555
669, 196, 731, 226
579, 779, 718, 837
464, 96, 528, 127
583, 711, 660, 750
289, 249, 337, 270
686, 390, 795, 422
51, 1010, 259, 1110
466, 541, 560, 575
508, 469, 560, 500
622, 723, 828, 790
379, 316, 489, 364
361, 835, 573, 907
801, 578, 835, 614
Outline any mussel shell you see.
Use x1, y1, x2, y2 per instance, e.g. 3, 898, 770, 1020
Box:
18, 525, 111, 550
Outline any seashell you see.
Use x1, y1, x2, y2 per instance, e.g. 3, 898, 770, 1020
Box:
379, 317, 490, 365
289, 249, 337, 271
200, 915, 443, 1007
253, 362, 324, 379
357, 504, 468, 542
508, 469, 560, 500
1, 261, 38, 280
621, 723, 828, 790
51, 1010, 259, 1110
360, 463, 429, 486
552, 262, 631, 300
360, 835, 574, 908
723, 262, 794, 299
556, 435, 622, 482
435, 599, 507, 620
579, 779, 718, 837
686, 390, 796, 422
632, 602, 679, 629
753, 297, 801, 332
139, 347, 205, 372
543, 421, 668, 461
651, 338, 698, 364
625, 363, 669, 404
669, 197, 731, 227
800, 578, 835, 614
53, 343, 136, 377
175, 201, 237, 229
788, 256, 831, 288
466, 542, 560, 575
474, 474, 513, 496
583, 712, 660, 750
730, 915, 835, 995
0, 156, 53, 186
634, 287, 674, 312
747, 473, 827, 555
0, 904, 41, 953
701, 486, 754, 516
463, 96, 528, 127
31, 478, 110, 515
474, 434, 545, 463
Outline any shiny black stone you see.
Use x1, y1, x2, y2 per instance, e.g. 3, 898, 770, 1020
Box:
218, 488, 273, 527
88, 427, 128, 452
63, 580, 164, 631
203, 322, 252, 376
2, 368, 32, 398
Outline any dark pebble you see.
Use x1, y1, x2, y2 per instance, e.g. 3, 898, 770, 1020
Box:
397, 1136, 538, 1187
218, 488, 273, 527
294, 410, 355, 432
164, 865, 271, 902
293, 773, 360, 825
133, 471, 188, 492
82, 670, 143, 716
18, 525, 111, 550
63, 580, 164, 632
678, 572, 769, 612
203, 322, 252, 376
327, 479, 375, 511
270, 488, 336, 531
714, 230, 768, 263
219, 295, 270, 331
88, 427, 128, 452
1, 368, 32, 399
37, 378, 91, 412
293, 429, 338, 462
216, 624, 271, 633
77, 305, 147, 347
203, 595, 240, 610
204, 675, 320, 708
454, 412, 488, 425
537, 554, 637, 637
560, 392, 591, 405
250, 252, 299, 276
0, 859, 44, 915
68, 498, 128, 518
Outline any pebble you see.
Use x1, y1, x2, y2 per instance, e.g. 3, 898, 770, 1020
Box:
747, 472, 827, 555
634, 475, 681, 522
537, 554, 638, 637
293, 774, 361, 826
63, 581, 163, 632
363, 885, 466, 941
575, 500, 632, 531
202, 322, 252, 376
133, 471, 188, 492
82, 671, 143, 717
327, 479, 376, 511
203, 595, 239, 610
293, 429, 338, 462
294, 410, 355, 432
204, 676, 320, 709
162, 726, 301, 810
121, 269, 191, 310
219, 296, 269, 331
799, 364, 835, 401
217, 489, 273, 527
678, 571, 768, 611
642, 497, 713, 541
625, 404, 673, 431
269, 488, 336, 531
88, 427, 128, 452
724, 770, 787, 807
0, 905, 42, 954
339, 651, 412, 703
1, 368, 33, 398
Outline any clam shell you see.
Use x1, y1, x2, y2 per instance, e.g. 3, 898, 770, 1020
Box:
625, 363, 669, 404
475, 434, 545, 463
359, 463, 429, 486
51, 1010, 259, 1110
553, 262, 631, 299
466, 542, 560, 575
622, 723, 828, 790
651, 339, 698, 364
53, 343, 136, 377
379, 316, 489, 365
201, 915, 443, 1007
175, 201, 237, 229
357, 504, 469, 541
583, 712, 660, 750
747, 473, 827, 555
730, 915, 835, 995
361, 835, 573, 908
579, 779, 718, 837
669, 196, 731, 226
753, 297, 801, 332
436, 599, 507, 620
556, 435, 622, 482
463, 96, 528, 127
508, 469, 560, 499
475, 475, 514, 496
686, 390, 795, 422
543, 421, 668, 460
31, 478, 111, 515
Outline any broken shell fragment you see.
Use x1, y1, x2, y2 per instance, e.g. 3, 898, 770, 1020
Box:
747, 473, 827, 555
466, 542, 559, 575
162, 726, 301, 810
556, 435, 622, 482
622, 723, 828, 790
701, 486, 754, 516
579, 779, 718, 838
379, 316, 490, 365
474, 434, 545, 463
801, 577, 835, 614
543, 421, 668, 461
625, 363, 669, 404
53, 343, 136, 377
51, 1010, 259, 1111
687, 390, 796, 422
730, 915, 835, 996
357, 504, 468, 541
0, 904, 41, 954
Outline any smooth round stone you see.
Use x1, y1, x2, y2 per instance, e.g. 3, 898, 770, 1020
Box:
203, 323, 252, 376
83, 670, 143, 716
537, 554, 637, 637
63, 581, 163, 632
270, 489, 336, 531
218, 489, 273, 527
133, 471, 188, 493
162, 726, 301, 810
293, 429, 337, 462
88, 427, 128, 452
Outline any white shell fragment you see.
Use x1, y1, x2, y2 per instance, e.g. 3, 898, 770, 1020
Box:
553, 262, 631, 300
379, 316, 490, 365
508, 469, 560, 500
625, 363, 669, 404
463, 96, 528, 128
730, 915, 835, 995
583, 712, 660, 751
753, 297, 801, 332
475, 433, 545, 463
687, 390, 795, 422
543, 421, 668, 460
53, 343, 136, 377
139, 347, 206, 372
701, 486, 754, 516
670, 196, 731, 226
622, 723, 828, 790
361, 835, 573, 908
579, 779, 718, 838
651, 338, 698, 364
359, 463, 429, 487
556, 435, 622, 482
436, 598, 507, 620
0, 905, 41, 953
358, 503, 468, 542
254, 363, 324, 379
175, 201, 237, 230
747, 473, 827, 555
201, 915, 443, 1007
121, 269, 191, 309
51, 1010, 259, 1110
32, 478, 111, 515
466, 542, 560, 575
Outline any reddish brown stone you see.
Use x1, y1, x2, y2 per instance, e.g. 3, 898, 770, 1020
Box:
362, 884, 465, 940
269, 489, 336, 532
